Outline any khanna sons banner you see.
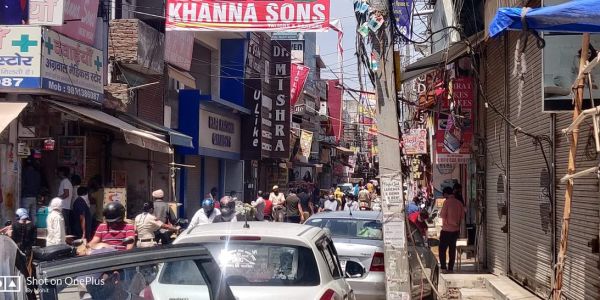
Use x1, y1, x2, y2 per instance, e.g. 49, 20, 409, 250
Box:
166, 0, 331, 32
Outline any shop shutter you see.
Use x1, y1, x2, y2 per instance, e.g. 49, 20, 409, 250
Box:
554, 114, 600, 300
505, 32, 553, 298
184, 155, 202, 218
485, 35, 509, 275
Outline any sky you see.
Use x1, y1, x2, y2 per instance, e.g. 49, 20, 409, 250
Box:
316, 2, 364, 92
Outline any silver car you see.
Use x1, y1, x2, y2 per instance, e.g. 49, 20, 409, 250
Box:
305, 211, 439, 300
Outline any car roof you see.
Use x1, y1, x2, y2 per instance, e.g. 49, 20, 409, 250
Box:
182, 221, 325, 242
308, 210, 383, 220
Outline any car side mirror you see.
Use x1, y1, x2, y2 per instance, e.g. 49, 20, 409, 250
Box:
427, 238, 440, 247
344, 260, 365, 278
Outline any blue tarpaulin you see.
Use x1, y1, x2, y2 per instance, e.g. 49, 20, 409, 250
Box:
489, 0, 600, 38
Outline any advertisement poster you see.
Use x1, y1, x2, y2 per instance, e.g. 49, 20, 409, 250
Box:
391, 0, 413, 37
0, 0, 64, 26
0, 26, 42, 89
270, 41, 291, 159
402, 129, 427, 155
53, 0, 100, 45
290, 63, 310, 106
435, 76, 473, 164
298, 129, 313, 162
166, 0, 331, 32
41, 29, 104, 103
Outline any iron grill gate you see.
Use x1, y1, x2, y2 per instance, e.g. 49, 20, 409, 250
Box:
505, 32, 553, 299
485, 35, 509, 275
554, 115, 600, 300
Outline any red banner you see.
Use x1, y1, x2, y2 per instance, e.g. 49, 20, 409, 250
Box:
327, 80, 343, 142
290, 63, 310, 106
435, 76, 474, 164
166, 0, 331, 32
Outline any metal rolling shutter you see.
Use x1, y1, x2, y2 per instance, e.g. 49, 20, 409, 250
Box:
554, 114, 600, 300
505, 32, 553, 298
184, 155, 202, 218
485, 35, 509, 275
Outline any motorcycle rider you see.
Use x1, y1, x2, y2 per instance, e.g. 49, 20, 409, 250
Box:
151, 189, 177, 244
214, 196, 237, 223
269, 185, 286, 222
134, 201, 177, 248
88, 201, 135, 251
189, 198, 221, 227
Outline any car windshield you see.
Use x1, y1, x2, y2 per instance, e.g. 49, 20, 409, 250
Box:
205, 243, 320, 287
305, 218, 383, 240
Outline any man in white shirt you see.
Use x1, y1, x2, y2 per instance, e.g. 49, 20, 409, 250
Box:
269, 186, 286, 222
189, 198, 221, 227
57, 167, 73, 234
321, 195, 339, 212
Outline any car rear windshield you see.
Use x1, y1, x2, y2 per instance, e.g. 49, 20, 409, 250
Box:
205, 243, 320, 286
305, 218, 383, 240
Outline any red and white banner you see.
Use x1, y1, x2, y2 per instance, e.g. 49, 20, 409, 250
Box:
290, 63, 310, 106
327, 79, 343, 142
53, 0, 99, 45
166, 0, 331, 32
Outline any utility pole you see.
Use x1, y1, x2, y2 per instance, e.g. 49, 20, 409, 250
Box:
371, 0, 412, 298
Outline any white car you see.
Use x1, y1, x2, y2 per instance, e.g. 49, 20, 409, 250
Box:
174, 221, 358, 300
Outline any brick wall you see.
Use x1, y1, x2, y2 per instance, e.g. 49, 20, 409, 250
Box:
108, 19, 138, 64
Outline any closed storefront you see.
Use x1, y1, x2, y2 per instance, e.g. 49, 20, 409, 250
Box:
505, 33, 553, 298
485, 35, 509, 275
554, 114, 600, 300
184, 155, 201, 217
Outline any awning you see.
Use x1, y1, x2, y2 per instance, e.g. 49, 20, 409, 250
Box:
118, 113, 194, 148
0, 102, 27, 133
335, 145, 354, 154
48, 101, 172, 154
401, 32, 484, 83
168, 65, 197, 89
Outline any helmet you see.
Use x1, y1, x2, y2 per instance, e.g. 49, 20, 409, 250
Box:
15, 208, 29, 220
103, 201, 126, 223
201, 198, 215, 212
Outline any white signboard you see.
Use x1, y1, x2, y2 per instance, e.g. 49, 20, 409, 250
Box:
0, 26, 42, 89
29, 0, 65, 26
291, 40, 304, 64
381, 177, 403, 206
199, 109, 241, 154
41, 29, 104, 102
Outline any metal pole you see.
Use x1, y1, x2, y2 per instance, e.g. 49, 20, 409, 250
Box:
370, 0, 412, 298
553, 32, 590, 300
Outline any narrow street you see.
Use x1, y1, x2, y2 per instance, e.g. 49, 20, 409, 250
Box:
1, 0, 600, 299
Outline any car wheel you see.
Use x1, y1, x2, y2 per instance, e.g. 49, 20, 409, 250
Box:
424, 267, 439, 300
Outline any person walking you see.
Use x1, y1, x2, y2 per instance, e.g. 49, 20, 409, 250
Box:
284, 189, 303, 223
251, 191, 266, 221
88, 202, 135, 251
135, 201, 177, 248
263, 192, 273, 221
320, 195, 339, 212
71, 187, 92, 241
189, 198, 221, 227
269, 186, 286, 222
46, 198, 66, 246
10, 208, 36, 256
56, 167, 73, 234
298, 188, 314, 219
358, 186, 370, 208
21, 158, 41, 225
438, 187, 465, 273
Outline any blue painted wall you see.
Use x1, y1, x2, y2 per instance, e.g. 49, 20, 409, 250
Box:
220, 39, 246, 107
177, 90, 211, 155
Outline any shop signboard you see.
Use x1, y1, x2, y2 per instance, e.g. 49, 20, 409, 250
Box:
270, 41, 291, 159
435, 76, 473, 164
242, 78, 264, 159
391, 0, 413, 37
41, 29, 104, 103
402, 129, 427, 155
52, 0, 99, 45
199, 109, 241, 154
0, 0, 64, 26
290, 63, 310, 106
291, 40, 305, 64
0, 26, 42, 89
166, 0, 331, 32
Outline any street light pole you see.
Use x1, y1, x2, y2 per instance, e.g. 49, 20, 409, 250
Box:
370, 0, 412, 298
